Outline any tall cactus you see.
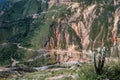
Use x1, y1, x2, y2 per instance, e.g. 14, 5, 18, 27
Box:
93, 47, 106, 75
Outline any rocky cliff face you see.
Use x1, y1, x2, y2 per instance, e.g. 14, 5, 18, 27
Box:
47, 0, 120, 49
45, 0, 120, 62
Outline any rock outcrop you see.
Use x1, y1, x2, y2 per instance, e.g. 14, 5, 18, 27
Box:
46, 0, 120, 63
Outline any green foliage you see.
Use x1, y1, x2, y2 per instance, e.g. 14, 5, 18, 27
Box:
23, 0, 38, 16
30, 23, 49, 49
0, 0, 50, 66
49, 5, 58, 10
1, 0, 26, 21
41, 0, 49, 11
0, 44, 25, 65
78, 64, 98, 80
56, 5, 67, 18
104, 61, 120, 80
78, 61, 120, 80
90, 6, 112, 48
7, 17, 33, 47
0, 29, 10, 43
24, 53, 56, 67
0, 0, 50, 49
68, 26, 81, 46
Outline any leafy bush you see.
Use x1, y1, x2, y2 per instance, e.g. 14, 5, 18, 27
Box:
0, 44, 25, 65
104, 61, 120, 80
78, 61, 120, 80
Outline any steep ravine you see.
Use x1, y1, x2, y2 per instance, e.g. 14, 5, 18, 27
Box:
0, 0, 120, 66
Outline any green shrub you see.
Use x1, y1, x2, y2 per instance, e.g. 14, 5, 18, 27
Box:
78, 61, 120, 80
104, 61, 120, 80
0, 44, 25, 65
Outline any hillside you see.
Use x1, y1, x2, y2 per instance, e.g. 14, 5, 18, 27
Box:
0, 0, 120, 79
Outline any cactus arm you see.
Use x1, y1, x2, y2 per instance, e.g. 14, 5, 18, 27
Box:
93, 52, 98, 73
100, 51, 106, 71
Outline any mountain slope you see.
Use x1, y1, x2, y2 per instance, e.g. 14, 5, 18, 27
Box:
0, 0, 120, 65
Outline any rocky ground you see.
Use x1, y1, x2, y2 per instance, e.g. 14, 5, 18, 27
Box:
0, 57, 119, 80
10, 65, 80, 80
0, 62, 83, 80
